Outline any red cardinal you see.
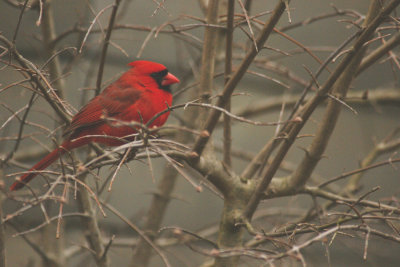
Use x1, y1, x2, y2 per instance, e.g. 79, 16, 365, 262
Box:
10, 60, 179, 191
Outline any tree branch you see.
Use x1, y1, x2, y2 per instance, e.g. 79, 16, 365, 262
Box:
95, 0, 121, 95
243, 0, 400, 220
192, 0, 288, 156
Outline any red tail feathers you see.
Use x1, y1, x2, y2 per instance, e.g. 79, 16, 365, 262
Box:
10, 147, 66, 191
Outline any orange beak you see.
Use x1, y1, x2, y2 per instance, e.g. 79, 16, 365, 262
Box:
162, 72, 180, 86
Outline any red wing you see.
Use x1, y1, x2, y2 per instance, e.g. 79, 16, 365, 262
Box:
64, 81, 142, 138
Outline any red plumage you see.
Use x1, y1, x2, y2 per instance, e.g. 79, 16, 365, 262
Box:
10, 60, 179, 191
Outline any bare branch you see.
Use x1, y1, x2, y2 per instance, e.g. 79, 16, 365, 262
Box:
95, 0, 122, 95
243, 0, 400, 220
192, 0, 287, 156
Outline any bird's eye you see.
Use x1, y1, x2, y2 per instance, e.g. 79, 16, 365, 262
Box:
150, 69, 169, 90
150, 69, 168, 82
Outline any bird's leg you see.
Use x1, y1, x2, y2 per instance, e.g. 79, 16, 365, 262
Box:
126, 147, 138, 162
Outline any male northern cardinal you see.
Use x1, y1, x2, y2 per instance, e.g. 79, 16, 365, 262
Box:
10, 60, 179, 191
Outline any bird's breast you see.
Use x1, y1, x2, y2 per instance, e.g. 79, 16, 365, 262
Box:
123, 89, 172, 128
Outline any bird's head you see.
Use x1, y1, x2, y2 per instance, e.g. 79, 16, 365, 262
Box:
128, 60, 180, 92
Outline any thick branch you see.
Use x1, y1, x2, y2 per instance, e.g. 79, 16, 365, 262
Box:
358, 31, 400, 74
287, 0, 380, 191
222, 0, 234, 167
199, 0, 220, 101
234, 88, 400, 118
41, 0, 65, 99
243, 0, 400, 220
192, 0, 287, 156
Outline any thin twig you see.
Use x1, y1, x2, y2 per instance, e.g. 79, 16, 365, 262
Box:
95, 0, 122, 95
102, 202, 172, 267
12, 0, 29, 43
